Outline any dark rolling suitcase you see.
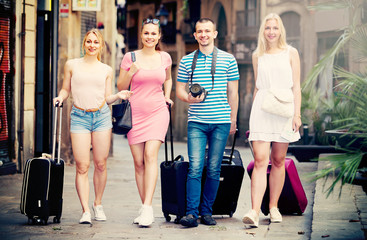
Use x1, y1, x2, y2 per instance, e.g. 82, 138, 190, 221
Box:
20, 103, 65, 225
246, 131, 307, 215
203, 131, 245, 217
160, 104, 187, 223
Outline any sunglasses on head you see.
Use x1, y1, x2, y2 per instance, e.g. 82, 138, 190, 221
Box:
143, 18, 160, 26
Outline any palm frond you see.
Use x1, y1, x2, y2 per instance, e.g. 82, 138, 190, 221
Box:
350, 24, 367, 61
308, 152, 364, 197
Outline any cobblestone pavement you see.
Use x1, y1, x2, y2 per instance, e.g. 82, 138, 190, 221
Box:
0, 135, 365, 240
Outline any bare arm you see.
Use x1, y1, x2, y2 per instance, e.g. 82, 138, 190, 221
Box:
163, 65, 173, 105
117, 61, 139, 91
227, 80, 239, 135
251, 53, 259, 102
176, 81, 189, 102
290, 47, 302, 132
53, 60, 72, 106
105, 66, 132, 105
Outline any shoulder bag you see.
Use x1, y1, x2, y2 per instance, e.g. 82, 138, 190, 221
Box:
112, 52, 136, 135
261, 88, 294, 118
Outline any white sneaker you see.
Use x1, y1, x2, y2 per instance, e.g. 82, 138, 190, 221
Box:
79, 212, 92, 224
269, 207, 282, 223
242, 209, 259, 227
133, 206, 143, 224
138, 205, 154, 227
92, 205, 107, 221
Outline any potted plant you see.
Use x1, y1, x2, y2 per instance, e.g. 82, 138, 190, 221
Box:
303, 0, 367, 197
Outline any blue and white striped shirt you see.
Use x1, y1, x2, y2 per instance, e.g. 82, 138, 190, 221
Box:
177, 49, 240, 124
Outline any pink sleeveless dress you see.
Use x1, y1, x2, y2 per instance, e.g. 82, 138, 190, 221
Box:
120, 51, 171, 145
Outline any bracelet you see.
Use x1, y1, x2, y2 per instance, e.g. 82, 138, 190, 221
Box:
294, 115, 301, 118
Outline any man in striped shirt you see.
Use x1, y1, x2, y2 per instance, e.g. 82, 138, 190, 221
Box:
176, 18, 239, 227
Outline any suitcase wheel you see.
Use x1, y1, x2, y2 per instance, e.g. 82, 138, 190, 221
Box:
41, 218, 48, 225
53, 217, 61, 223
28, 218, 35, 225
229, 212, 233, 218
174, 216, 182, 224
164, 213, 171, 222
27, 216, 48, 225
37, 218, 48, 225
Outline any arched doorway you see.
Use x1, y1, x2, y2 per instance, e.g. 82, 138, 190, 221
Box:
215, 4, 227, 51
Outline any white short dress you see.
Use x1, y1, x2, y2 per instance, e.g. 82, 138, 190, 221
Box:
249, 46, 300, 143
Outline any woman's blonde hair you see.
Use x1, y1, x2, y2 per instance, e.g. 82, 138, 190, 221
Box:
82, 28, 105, 61
254, 13, 287, 57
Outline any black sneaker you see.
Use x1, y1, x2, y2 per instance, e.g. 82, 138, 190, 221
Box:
200, 215, 217, 225
180, 214, 198, 228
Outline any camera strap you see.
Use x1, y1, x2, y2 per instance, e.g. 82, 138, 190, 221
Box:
190, 47, 217, 92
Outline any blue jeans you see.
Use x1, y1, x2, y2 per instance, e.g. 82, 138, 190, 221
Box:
186, 121, 231, 218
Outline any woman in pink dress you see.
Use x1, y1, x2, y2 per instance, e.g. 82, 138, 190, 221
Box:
117, 18, 173, 227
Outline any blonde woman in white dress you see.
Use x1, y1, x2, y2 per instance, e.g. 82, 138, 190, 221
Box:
243, 13, 302, 227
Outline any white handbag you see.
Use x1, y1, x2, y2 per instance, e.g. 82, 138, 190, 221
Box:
261, 88, 294, 118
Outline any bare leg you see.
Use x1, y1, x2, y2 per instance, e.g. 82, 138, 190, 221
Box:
142, 140, 161, 206
91, 129, 111, 206
130, 143, 145, 203
269, 142, 288, 209
251, 141, 271, 214
71, 133, 92, 213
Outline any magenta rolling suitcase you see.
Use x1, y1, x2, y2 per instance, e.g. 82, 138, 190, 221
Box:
246, 131, 307, 215
247, 159, 307, 215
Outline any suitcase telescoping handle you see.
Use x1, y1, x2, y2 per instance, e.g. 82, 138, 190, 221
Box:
164, 104, 174, 164
229, 129, 237, 162
245, 130, 254, 158
52, 101, 63, 164
223, 129, 238, 165
164, 104, 183, 164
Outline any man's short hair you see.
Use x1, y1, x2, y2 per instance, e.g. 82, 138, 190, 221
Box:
195, 18, 216, 31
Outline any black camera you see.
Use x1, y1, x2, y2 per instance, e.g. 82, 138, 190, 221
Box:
190, 83, 208, 100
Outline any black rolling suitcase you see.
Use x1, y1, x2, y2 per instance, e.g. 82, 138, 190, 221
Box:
203, 131, 245, 217
20, 102, 64, 225
160, 104, 187, 223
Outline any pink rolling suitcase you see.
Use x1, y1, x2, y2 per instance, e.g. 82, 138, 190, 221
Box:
246, 131, 307, 215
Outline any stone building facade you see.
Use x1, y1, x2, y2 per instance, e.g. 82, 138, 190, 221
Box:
124, 0, 366, 142
1, 0, 118, 173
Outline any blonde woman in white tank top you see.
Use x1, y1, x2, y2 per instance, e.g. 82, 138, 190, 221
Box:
53, 29, 132, 224
243, 13, 302, 227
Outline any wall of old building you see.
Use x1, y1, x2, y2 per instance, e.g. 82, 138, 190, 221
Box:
14, 0, 38, 167
57, 0, 117, 163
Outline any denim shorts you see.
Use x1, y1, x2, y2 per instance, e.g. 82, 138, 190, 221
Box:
70, 103, 112, 133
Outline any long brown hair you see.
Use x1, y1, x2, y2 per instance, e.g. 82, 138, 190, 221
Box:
82, 28, 105, 61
